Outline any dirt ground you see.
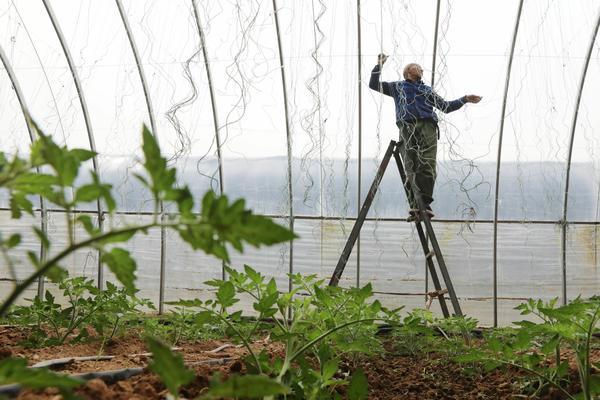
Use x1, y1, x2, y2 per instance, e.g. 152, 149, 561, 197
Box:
0, 325, 597, 399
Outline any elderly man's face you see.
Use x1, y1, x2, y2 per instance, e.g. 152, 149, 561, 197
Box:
407, 64, 423, 81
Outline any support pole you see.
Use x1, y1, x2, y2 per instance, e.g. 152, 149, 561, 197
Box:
430, 0, 442, 89
191, 0, 226, 280
356, 0, 362, 287
114, 0, 166, 312
42, 0, 104, 289
492, 0, 524, 327
272, 0, 295, 294
427, 0, 442, 303
0, 44, 48, 298
561, 6, 600, 305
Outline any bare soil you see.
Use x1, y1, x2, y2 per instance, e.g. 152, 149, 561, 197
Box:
0, 325, 597, 399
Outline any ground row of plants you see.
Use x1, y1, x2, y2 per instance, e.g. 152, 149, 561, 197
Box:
2, 270, 599, 399
0, 121, 598, 399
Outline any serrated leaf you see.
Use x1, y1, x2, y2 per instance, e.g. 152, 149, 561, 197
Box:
77, 215, 98, 235
348, 368, 368, 400
203, 374, 289, 399
10, 193, 33, 218
101, 248, 137, 294
12, 173, 58, 194
165, 298, 204, 308
69, 148, 96, 162
74, 183, 102, 203
236, 215, 297, 246
46, 265, 68, 283
216, 281, 237, 308
146, 336, 195, 397
141, 125, 176, 195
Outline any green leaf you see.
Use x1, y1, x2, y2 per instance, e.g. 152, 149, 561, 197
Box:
69, 148, 96, 162
77, 215, 99, 235
322, 359, 338, 382
45, 264, 68, 283
348, 368, 368, 400
141, 125, 176, 196
101, 248, 137, 294
203, 374, 289, 399
0, 357, 82, 391
75, 183, 102, 203
166, 299, 204, 308
146, 336, 195, 397
96, 229, 138, 245
12, 173, 58, 194
216, 281, 238, 308
10, 192, 33, 218
33, 227, 50, 251
6, 233, 21, 249
590, 375, 600, 395
235, 215, 297, 246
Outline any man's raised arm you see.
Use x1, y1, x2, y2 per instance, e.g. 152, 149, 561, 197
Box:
369, 54, 393, 97
430, 92, 482, 113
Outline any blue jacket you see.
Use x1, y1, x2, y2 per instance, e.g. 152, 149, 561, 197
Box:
369, 64, 465, 124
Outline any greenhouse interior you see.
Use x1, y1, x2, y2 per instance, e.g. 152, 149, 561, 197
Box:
0, 1, 599, 399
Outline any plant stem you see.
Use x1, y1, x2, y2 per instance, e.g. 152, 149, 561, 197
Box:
491, 358, 576, 400
0, 222, 159, 317
289, 318, 379, 364
203, 307, 262, 374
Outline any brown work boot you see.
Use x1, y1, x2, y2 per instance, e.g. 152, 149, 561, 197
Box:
406, 208, 419, 222
425, 206, 435, 219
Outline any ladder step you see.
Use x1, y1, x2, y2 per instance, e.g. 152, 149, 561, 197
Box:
425, 250, 436, 259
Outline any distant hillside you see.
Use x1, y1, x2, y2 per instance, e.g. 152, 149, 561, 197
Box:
2, 157, 597, 221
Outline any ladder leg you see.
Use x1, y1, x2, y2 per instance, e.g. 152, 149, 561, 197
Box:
329, 140, 397, 286
414, 222, 450, 317
392, 149, 462, 316
392, 151, 450, 317
417, 200, 463, 316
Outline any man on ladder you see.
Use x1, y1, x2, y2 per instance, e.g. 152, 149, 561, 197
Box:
369, 54, 481, 220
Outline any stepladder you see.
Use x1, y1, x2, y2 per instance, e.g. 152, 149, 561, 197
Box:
329, 139, 462, 318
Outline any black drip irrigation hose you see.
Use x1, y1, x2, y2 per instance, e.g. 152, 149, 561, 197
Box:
0, 351, 235, 397
32, 355, 115, 369
0, 367, 145, 398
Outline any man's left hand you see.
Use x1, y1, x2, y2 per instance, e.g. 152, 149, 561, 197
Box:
465, 95, 482, 103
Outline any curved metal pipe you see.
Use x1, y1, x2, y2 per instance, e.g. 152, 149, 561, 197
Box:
424, 0, 442, 302
9, 1, 67, 140
191, 1, 224, 195
272, 0, 294, 294
192, 0, 226, 280
114, 0, 166, 312
492, 0, 524, 327
356, 0, 362, 287
191, 1, 226, 281
430, 0, 442, 89
0, 44, 48, 297
114, 0, 157, 135
42, 0, 105, 289
561, 7, 600, 305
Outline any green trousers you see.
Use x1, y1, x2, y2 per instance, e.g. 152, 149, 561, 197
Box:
397, 120, 438, 208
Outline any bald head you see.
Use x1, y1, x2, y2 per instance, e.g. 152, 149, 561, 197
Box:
403, 63, 423, 81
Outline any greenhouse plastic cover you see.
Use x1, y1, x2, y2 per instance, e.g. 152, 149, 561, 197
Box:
0, 0, 599, 326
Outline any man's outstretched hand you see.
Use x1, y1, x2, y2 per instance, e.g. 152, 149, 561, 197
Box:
377, 53, 388, 66
465, 95, 482, 103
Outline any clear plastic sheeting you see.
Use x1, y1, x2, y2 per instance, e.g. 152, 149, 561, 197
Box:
1, 0, 599, 326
